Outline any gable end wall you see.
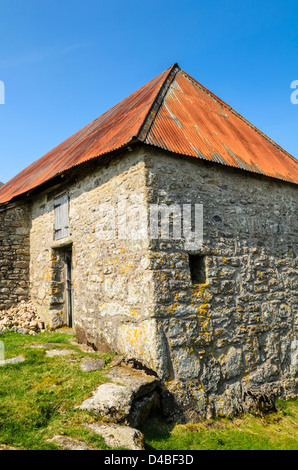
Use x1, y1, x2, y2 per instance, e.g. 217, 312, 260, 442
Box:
144, 147, 298, 420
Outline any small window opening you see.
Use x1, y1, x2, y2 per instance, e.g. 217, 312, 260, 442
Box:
189, 254, 206, 285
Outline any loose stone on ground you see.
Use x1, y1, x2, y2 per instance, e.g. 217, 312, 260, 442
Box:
0, 356, 25, 367
80, 359, 106, 372
85, 423, 145, 450
0, 301, 44, 334
0, 445, 19, 450
45, 349, 76, 357
48, 436, 94, 450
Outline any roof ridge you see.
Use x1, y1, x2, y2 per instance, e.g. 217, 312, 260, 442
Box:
180, 69, 297, 165
136, 63, 180, 142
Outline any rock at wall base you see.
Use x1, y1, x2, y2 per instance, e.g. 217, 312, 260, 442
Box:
76, 364, 160, 427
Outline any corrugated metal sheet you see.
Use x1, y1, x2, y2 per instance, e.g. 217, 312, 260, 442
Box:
0, 66, 175, 204
145, 69, 298, 185
0, 64, 297, 205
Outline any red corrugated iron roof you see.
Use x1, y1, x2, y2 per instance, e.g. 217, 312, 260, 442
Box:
0, 64, 297, 205
0, 66, 175, 205
145, 69, 298, 184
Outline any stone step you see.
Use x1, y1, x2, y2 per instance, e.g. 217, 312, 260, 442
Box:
76, 365, 160, 427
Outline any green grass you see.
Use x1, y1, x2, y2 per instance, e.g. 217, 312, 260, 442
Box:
0, 330, 297, 450
140, 399, 298, 450
0, 329, 115, 450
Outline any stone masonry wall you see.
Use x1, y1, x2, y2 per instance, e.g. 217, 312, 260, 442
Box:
29, 144, 297, 421
0, 204, 30, 310
30, 148, 167, 375
143, 147, 298, 421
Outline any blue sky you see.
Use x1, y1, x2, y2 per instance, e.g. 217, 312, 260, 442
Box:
0, 0, 297, 183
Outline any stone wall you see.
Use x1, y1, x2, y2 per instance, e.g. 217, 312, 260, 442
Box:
29, 148, 166, 375
143, 147, 298, 420
0, 204, 30, 310
28, 144, 298, 420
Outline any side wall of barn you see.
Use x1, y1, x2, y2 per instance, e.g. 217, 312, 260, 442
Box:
144, 147, 298, 420
0, 204, 30, 310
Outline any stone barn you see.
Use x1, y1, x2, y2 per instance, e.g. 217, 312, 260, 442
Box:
0, 64, 297, 421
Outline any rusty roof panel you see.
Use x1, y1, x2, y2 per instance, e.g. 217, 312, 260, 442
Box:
0, 64, 297, 205
0, 66, 174, 204
145, 70, 298, 184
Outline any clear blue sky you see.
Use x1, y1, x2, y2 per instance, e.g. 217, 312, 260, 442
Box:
0, 0, 297, 183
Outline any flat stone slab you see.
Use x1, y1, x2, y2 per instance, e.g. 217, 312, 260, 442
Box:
0, 445, 19, 450
86, 423, 145, 450
48, 436, 94, 450
80, 359, 106, 372
104, 366, 158, 399
77, 383, 133, 422
0, 356, 25, 367
77, 366, 160, 426
45, 349, 76, 357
